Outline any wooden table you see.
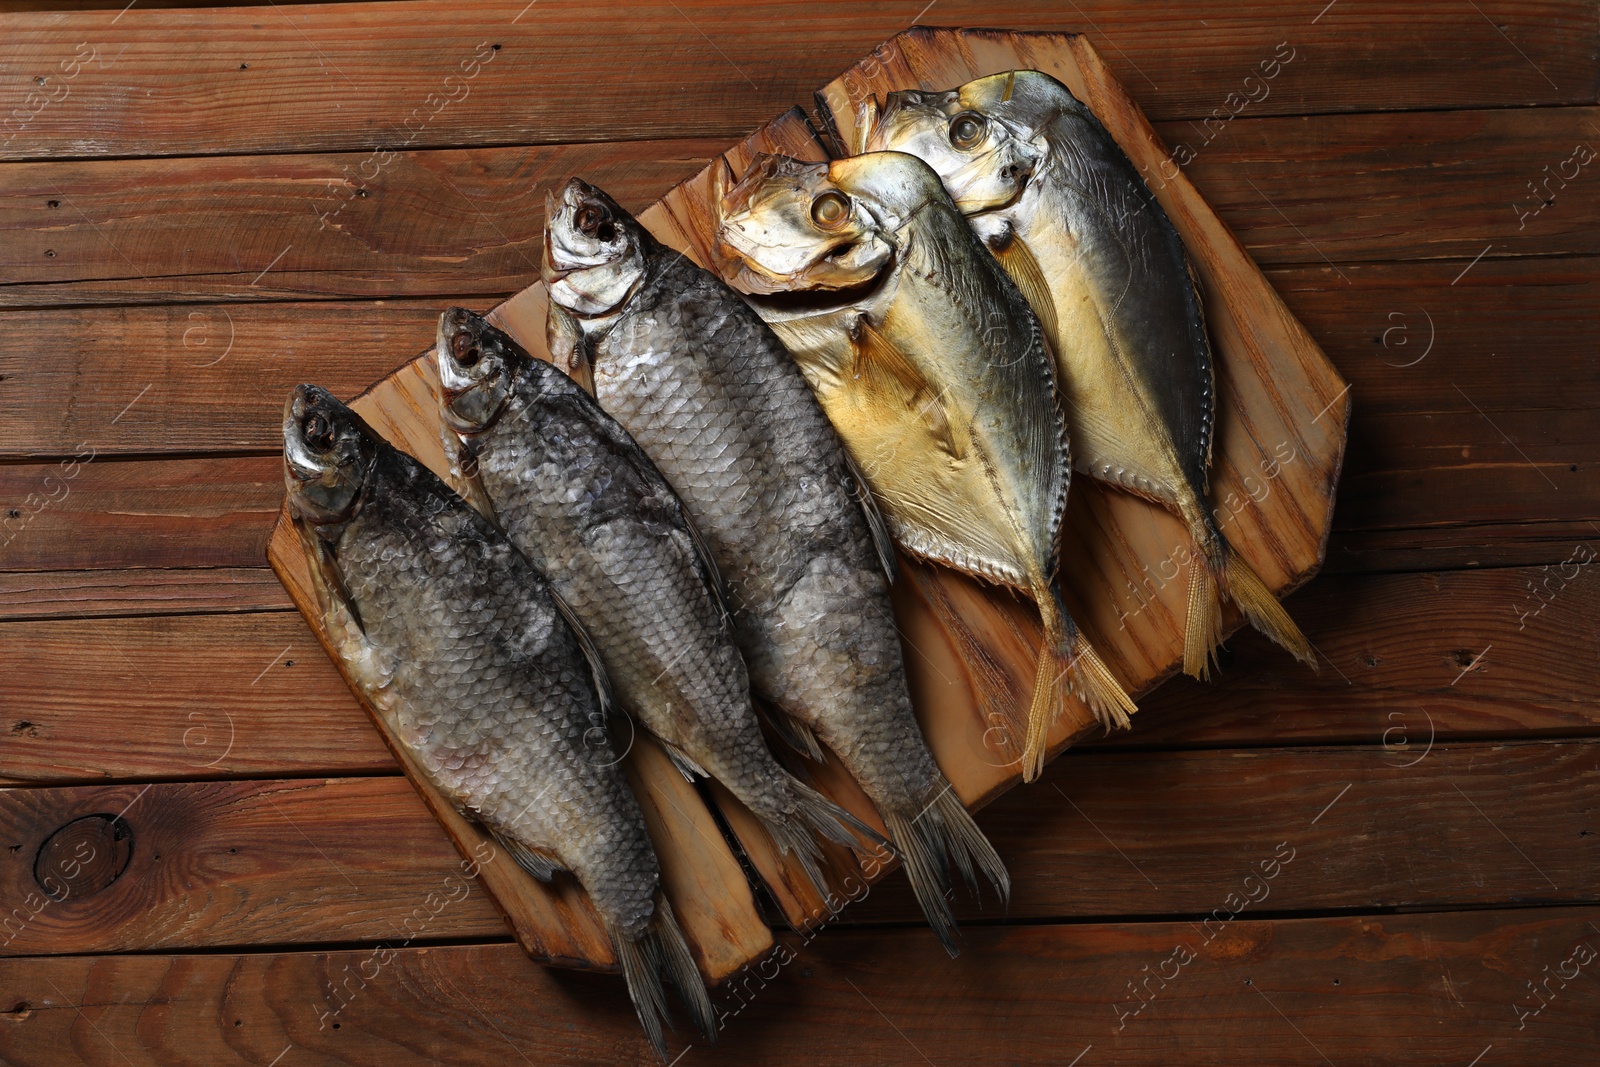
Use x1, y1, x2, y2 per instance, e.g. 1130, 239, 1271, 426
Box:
2, 3, 1596, 1064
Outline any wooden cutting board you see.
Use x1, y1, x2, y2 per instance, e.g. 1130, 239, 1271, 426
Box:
267, 27, 1349, 986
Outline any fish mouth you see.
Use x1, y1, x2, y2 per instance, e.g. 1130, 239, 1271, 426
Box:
436, 307, 488, 397
435, 308, 513, 435
737, 247, 896, 316
283, 384, 333, 485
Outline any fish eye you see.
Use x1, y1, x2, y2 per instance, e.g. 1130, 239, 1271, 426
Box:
303, 412, 334, 451
450, 330, 481, 368
810, 191, 851, 230
949, 113, 986, 150
575, 203, 614, 241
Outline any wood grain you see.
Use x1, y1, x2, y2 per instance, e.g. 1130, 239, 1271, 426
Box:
5, 312, 1569, 580
0, 456, 282, 571
0, 740, 1593, 959
4, 1, 1593, 162
0, 777, 508, 956
0, 140, 726, 305
6, 257, 1594, 465
0, 567, 290, 621
7, 564, 1595, 785
0, 612, 391, 783
846, 738, 1600, 923
6, 107, 1596, 309
2, 907, 1598, 1065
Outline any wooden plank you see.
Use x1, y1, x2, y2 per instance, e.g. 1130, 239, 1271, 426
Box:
3, 1, 1593, 162
1327, 520, 1600, 575
1097, 562, 1600, 748
0, 303, 452, 457
5, 257, 1593, 461
0, 612, 391, 783
7, 564, 1596, 785
0, 777, 508, 956
1172, 106, 1600, 267
2, 908, 1598, 1064
845, 738, 1600, 923
1271, 257, 1600, 420
7, 107, 1596, 308
2, 380, 1592, 592
0, 741, 1594, 958
1338, 407, 1600, 532
0, 140, 727, 306
0, 567, 290, 621
0, 456, 282, 571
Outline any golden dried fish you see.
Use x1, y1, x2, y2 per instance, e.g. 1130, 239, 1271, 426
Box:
542, 178, 1006, 953
862, 70, 1315, 679
282, 384, 712, 1058
713, 151, 1135, 781
435, 307, 882, 900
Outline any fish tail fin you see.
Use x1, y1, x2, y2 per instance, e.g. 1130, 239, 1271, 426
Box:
1182, 543, 1227, 681
883, 784, 1010, 958
611, 895, 715, 1061
1024, 580, 1136, 781
1218, 542, 1317, 671
754, 775, 892, 899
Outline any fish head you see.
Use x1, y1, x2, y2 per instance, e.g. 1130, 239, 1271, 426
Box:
864, 72, 1055, 216
713, 152, 896, 296
282, 384, 375, 526
542, 178, 647, 318
436, 307, 524, 436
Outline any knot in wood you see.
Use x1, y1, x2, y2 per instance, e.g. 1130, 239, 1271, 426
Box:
34, 814, 134, 902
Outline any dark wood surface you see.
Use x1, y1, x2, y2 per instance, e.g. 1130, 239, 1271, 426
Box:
2, 1, 1597, 1064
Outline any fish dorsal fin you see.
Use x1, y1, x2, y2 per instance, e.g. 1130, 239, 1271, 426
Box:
488, 828, 566, 882
993, 235, 1060, 355
759, 701, 826, 763
851, 95, 880, 155
841, 447, 899, 584
547, 585, 616, 722
661, 743, 709, 784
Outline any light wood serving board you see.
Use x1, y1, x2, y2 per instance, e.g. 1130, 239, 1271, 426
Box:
267, 28, 1349, 985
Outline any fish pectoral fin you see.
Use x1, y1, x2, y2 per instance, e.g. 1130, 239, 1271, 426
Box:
488, 829, 566, 883
677, 504, 735, 623
297, 520, 366, 636
852, 317, 959, 457
852, 316, 927, 396
757, 700, 826, 763
661, 742, 709, 784
993, 236, 1060, 357
841, 448, 899, 584
546, 301, 595, 394
546, 586, 617, 721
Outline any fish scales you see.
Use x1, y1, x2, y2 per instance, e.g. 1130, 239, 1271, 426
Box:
282, 385, 710, 1057
543, 178, 1007, 955
435, 309, 874, 896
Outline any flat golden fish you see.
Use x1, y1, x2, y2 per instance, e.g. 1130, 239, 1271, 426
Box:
863, 70, 1315, 679
714, 150, 1135, 780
